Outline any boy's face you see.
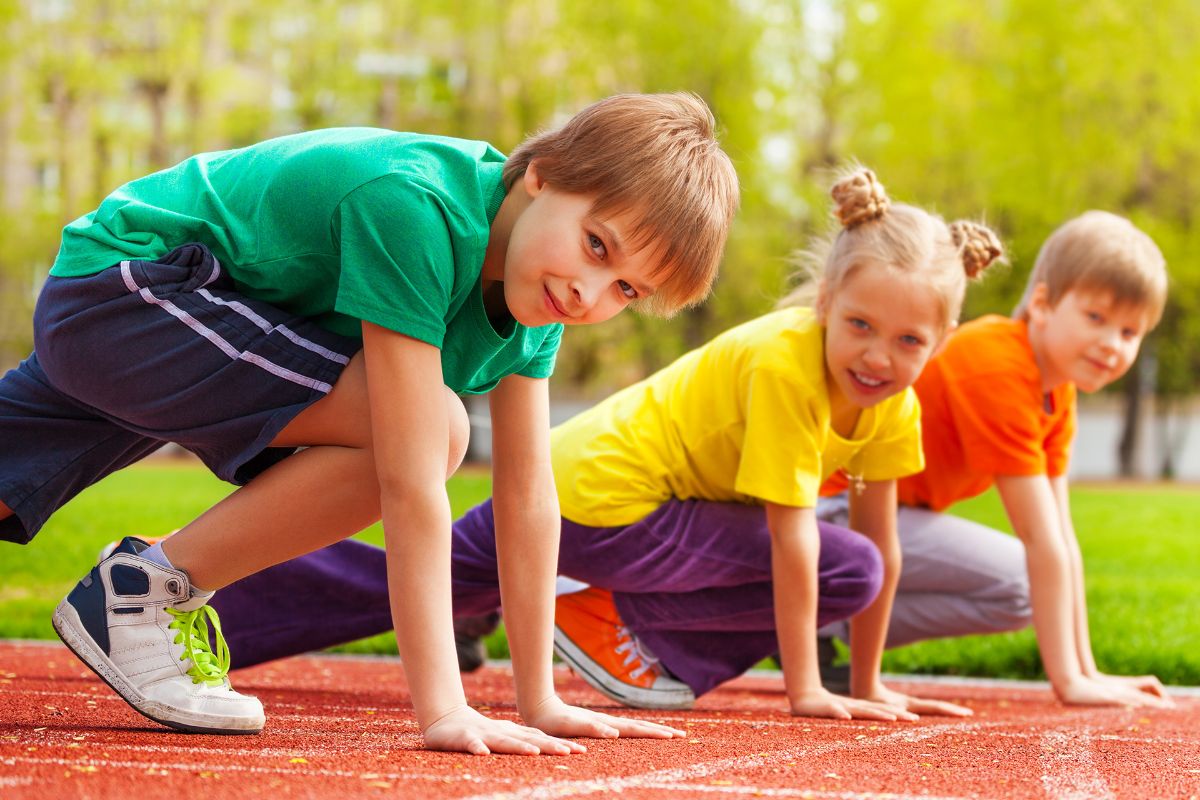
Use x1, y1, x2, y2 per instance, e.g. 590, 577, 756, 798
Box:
501, 164, 664, 327
818, 267, 945, 409
1028, 285, 1152, 393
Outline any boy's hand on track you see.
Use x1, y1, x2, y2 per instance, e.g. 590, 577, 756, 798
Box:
423, 704, 585, 756
524, 695, 687, 739
1058, 676, 1172, 708
1093, 673, 1175, 707
790, 687, 917, 721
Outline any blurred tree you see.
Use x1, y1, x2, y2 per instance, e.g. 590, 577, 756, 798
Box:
0, 0, 1196, 480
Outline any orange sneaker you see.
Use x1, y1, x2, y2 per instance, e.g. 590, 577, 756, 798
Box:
553, 587, 694, 710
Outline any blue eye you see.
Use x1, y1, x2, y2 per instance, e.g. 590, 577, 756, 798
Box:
900, 334, 924, 347
1087, 311, 1104, 323
588, 233, 607, 259
850, 318, 870, 331
617, 280, 638, 300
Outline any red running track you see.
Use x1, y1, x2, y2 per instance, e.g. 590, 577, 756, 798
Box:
1, 640, 1197, 799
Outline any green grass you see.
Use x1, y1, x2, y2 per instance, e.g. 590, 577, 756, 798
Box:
879, 485, 1200, 684
3, 463, 1196, 684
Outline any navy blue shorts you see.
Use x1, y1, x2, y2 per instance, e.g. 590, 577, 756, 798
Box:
0, 243, 360, 545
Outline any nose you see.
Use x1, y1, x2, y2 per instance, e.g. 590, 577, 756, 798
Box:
862, 342, 890, 371
1097, 327, 1122, 357
567, 267, 608, 314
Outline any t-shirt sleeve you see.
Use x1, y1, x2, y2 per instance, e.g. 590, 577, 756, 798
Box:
1044, 386, 1077, 476
944, 369, 1050, 476
518, 323, 564, 379
331, 175, 455, 347
855, 389, 925, 481
734, 365, 823, 507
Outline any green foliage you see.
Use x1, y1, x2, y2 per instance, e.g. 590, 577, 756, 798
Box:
880, 485, 1200, 683
2, 1, 1198, 397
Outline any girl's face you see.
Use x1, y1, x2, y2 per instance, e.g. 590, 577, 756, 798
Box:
817, 266, 946, 409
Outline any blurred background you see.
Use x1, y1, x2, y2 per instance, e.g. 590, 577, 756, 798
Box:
2, 0, 1198, 478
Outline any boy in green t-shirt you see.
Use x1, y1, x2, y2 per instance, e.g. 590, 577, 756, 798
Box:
0, 93, 739, 754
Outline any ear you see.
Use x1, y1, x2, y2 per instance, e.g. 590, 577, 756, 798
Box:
522, 159, 547, 197
814, 279, 831, 324
1025, 281, 1052, 326
931, 319, 957, 358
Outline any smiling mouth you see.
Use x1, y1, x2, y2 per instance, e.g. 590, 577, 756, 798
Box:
544, 286, 568, 318
850, 370, 889, 390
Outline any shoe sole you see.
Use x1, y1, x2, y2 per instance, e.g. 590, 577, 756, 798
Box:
52, 600, 264, 735
553, 626, 694, 710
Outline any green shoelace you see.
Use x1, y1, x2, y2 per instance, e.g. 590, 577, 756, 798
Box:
165, 605, 231, 686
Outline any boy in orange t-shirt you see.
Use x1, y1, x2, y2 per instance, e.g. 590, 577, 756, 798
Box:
824, 212, 1172, 707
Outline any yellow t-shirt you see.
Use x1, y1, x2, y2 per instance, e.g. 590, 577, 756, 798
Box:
552, 307, 925, 527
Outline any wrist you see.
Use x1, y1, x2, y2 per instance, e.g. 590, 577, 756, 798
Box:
420, 701, 472, 734
850, 676, 886, 699
517, 691, 561, 723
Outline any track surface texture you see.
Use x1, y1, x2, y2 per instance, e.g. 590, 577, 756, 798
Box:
2, 640, 1197, 799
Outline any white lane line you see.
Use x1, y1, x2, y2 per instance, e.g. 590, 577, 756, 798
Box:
0, 755, 513, 785
641, 786, 967, 799
456, 723, 985, 800
1040, 730, 1115, 800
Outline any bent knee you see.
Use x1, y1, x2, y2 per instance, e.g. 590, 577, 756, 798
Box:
983, 576, 1033, 632
445, 388, 470, 479
829, 532, 885, 616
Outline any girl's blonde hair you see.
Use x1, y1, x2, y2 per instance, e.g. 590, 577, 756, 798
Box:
778, 168, 1002, 327
1013, 211, 1167, 326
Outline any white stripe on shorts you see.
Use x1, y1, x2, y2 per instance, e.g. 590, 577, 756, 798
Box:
196, 288, 350, 365
120, 260, 336, 393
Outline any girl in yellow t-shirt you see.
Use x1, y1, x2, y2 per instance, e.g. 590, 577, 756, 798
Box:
466, 168, 1003, 720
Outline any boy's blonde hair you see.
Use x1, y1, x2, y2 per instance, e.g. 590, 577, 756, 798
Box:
1013, 211, 1167, 327
779, 168, 1002, 327
504, 93, 740, 317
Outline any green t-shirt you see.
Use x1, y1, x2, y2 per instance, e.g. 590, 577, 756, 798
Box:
50, 128, 563, 394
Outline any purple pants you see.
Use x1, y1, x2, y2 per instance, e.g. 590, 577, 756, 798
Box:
214, 498, 883, 696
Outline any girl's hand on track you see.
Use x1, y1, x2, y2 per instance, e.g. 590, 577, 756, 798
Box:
525, 695, 687, 739
790, 687, 917, 721
864, 685, 973, 717
423, 704, 584, 756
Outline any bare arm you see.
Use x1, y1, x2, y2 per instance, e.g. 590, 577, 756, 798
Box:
1048, 476, 1099, 677
489, 374, 686, 740
1049, 476, 1171, 704
767, 502, 906, 721
847, 481, 970, 717
846, 480, 898, 698
996, 474, 1166, 707
489, 374, 560, 718
362, 324, 577, 755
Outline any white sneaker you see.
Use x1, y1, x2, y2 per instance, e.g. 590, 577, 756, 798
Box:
53, 536, 265, 734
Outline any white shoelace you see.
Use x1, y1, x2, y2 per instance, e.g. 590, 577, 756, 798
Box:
614, 626, 661, 680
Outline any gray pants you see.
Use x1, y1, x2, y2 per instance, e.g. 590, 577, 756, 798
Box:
816, 495, 1032, 647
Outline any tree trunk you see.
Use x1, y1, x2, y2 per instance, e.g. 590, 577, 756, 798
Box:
1117, 346, 1156, 478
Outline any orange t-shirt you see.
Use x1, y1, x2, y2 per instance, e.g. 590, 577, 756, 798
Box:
822, 315, 1076, 509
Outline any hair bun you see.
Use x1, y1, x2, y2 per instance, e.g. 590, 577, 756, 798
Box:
831, 168, 890, 228
949, 220, 1003, 278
